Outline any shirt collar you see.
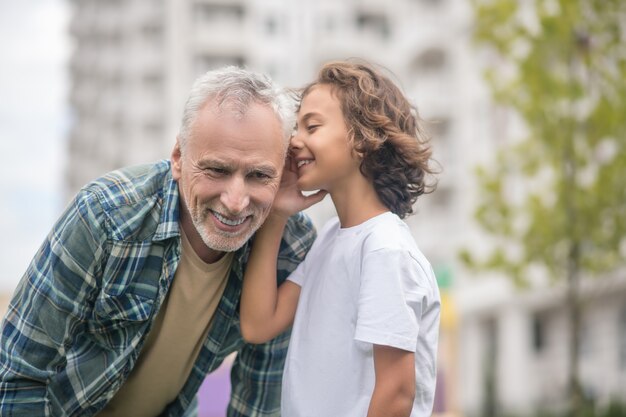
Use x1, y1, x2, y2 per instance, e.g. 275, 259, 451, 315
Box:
152, 161, 182, 241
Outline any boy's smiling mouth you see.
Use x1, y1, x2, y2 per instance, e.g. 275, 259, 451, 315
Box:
297, 159, 314, 169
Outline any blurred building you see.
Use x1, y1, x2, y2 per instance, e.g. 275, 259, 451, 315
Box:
66, 0, 626, 416
459, 269, 626, 415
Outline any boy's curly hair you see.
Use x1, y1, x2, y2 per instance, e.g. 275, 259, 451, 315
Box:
301, 60, 437, 218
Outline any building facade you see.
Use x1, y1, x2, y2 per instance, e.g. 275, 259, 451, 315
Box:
67, 0, 626, 415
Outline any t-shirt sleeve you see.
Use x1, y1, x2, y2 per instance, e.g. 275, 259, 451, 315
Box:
286, 258, 306, 287
354, 248, 431, 352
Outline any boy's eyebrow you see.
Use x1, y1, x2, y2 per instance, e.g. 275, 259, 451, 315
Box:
297, 112, 321, 126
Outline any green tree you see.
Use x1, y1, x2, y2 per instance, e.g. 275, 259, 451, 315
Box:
462, 1, 626, 416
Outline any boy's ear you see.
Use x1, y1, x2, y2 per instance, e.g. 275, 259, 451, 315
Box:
347, 130, 365, 160
352, 149, 365, 161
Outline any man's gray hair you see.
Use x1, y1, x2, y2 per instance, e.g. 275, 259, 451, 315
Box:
178, 66, 295, 150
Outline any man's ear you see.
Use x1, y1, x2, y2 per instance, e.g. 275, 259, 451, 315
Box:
171, 137, 182, 181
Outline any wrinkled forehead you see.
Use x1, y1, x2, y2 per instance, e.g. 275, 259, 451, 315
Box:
187, 99, 286, 159
207, 96, 290, 149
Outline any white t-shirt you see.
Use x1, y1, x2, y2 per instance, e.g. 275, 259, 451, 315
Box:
283, 212, 440, 417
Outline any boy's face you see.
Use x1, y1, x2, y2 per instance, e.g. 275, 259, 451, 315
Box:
290, 84, 361, 193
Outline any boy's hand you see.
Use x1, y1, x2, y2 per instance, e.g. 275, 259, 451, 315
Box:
270, 155, 327, 219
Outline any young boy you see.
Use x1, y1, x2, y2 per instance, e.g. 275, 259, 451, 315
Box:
240, 60, 440, 417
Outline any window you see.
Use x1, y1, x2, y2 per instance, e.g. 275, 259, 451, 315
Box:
483, 318, 499, 417
265, 16, 277, 35
144, 120, 164, 137
430, 184, 452, 207
108, 72, 123, 91
419, 0, 445, 6
429, 118, 450, 139
355, 12, 390, 40
429, 117, 451, 156
412, 48, 447, 73
532, 313, 546, 353
620, 305, 626, 370
194, 3, 245, 26
578, 319, 591, 358
111, 116, 125, 137
142, 23, 163, 43
428, 117, 454, 178
143, 72, 163, 94
194, 55, 246, 75
322, 15, 335, 32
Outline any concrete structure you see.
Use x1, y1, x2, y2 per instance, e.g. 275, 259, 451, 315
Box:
457, 271, 626, 416
67, 0, 626, 416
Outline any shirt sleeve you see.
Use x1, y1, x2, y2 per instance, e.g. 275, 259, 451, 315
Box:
0, 188, 107, 415
278, 212, 316, 286
354, 248, 431, 352
228, 332, 290, 416
228, 212, 316, 416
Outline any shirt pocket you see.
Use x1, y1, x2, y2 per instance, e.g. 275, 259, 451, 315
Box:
90, 278, 160, 337
92, 241, 163, 327
86, 291, 155, 352
94, 292, 155, 323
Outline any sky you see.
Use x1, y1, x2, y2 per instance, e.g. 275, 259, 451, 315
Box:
0, 0, 70, 293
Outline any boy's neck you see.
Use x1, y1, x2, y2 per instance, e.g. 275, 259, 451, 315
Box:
331, 177, 389, 228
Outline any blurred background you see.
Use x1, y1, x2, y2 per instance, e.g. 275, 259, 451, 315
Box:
1, 0, 625, 416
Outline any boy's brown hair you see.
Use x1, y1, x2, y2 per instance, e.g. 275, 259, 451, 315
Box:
301, 60, 437, 218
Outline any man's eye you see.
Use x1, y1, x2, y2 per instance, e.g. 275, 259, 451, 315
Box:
207, 167, 228, 175
251, 171, 272, 180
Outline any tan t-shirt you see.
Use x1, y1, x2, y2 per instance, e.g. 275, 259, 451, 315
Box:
98, 228, 233, 417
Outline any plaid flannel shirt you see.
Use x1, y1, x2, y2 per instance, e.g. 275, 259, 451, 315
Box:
0, 160, 316, 417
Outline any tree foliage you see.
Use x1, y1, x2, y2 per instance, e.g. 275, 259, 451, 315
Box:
463, 1, 626, 415
462, 0, 626, 286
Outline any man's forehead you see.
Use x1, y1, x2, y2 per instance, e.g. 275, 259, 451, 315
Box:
186, 99, 286, 163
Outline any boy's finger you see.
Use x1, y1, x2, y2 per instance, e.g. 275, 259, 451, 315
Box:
303, 190, 328, 208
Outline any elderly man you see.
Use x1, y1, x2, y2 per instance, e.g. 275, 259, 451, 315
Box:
0, 67, 320, 416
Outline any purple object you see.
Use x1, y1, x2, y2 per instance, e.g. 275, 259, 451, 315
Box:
198, 358, 233, 417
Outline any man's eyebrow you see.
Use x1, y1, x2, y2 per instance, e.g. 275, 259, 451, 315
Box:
197, 158, 230, 169
197, 158, 278, 177
250, 165, 279, 177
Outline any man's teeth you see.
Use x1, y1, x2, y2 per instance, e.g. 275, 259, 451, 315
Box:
213, 211, 246, 226
297, 160, 313, 168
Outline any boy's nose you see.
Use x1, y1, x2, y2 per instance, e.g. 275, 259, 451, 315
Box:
290, 130, 304, 149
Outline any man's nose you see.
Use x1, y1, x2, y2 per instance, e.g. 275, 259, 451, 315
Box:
221, 176, 250, 215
